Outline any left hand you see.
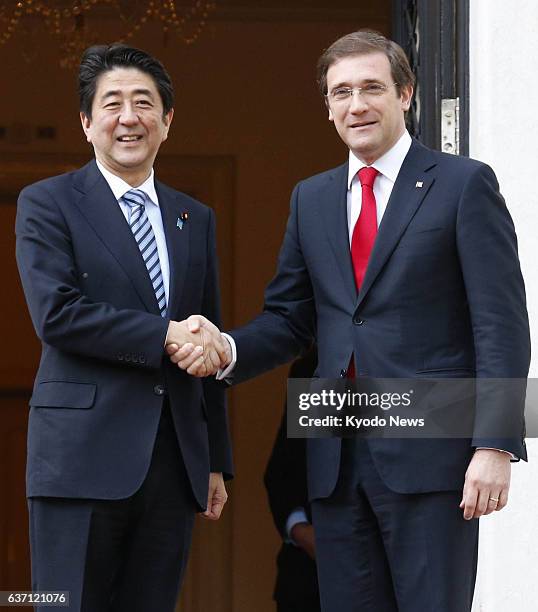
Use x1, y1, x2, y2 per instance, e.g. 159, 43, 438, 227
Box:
459, 449, 511, 520
202, 472, 228, 521
167, 315, 231, 377
290, 522, 316, 560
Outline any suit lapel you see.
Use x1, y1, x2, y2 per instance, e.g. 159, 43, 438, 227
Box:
356, 140, 437, 310
72, 161, 161, 314
156, 181, 190, 316
317, 163, 358, 304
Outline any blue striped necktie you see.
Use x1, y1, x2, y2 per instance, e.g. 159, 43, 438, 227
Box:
122, 188, 167, 317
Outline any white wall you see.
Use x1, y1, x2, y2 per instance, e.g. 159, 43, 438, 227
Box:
470, 1, 538, 610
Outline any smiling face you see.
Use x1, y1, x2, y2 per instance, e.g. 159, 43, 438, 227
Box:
80, 67, 173, 186
325, 52, 412, 165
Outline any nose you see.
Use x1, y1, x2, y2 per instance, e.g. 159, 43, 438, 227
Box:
348, 89, 369, 114
119, 103, 139, 125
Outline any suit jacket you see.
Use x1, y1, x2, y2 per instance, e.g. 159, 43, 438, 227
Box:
15, 160, 233, 508
264, 351, 320, 607
231, 139, 530, 501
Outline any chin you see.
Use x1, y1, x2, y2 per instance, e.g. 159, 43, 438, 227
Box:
114, 155, 146, 168
350, 143, 376, 160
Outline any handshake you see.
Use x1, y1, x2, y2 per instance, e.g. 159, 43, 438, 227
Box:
165, 315, 232, 377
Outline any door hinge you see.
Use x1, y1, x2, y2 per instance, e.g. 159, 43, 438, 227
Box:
441, 97, 459, 155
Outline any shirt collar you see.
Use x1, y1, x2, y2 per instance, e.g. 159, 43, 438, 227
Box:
95, 159, 159, 206
347, 130, 413, 188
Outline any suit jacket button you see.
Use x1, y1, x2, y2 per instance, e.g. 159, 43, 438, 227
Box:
154, 384, 165, 396
82, 272, 89, 279
353, 317, 364, 325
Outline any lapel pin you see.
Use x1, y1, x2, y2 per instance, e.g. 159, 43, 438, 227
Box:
176, 211, 188, 230
415, 181, 424, 188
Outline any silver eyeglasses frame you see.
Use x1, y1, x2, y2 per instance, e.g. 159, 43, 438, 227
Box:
324, 83, 399, 104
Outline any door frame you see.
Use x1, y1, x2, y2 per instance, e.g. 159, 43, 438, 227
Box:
392, 0, 470, 155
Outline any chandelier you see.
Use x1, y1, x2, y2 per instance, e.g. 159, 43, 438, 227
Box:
0, 1, 217, 68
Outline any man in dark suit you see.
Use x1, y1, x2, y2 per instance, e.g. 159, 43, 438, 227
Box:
264, 350, 320, 612
15, 44, 232, 612
169, 30, 530, 611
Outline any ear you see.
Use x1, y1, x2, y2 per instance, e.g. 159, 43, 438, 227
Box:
80, 112, 92, 143
324, 96, 334, 122
400, 85, 413, 112
161, 108, 174, 142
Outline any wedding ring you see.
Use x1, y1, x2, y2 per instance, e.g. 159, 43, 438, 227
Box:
488, 497, 499, 503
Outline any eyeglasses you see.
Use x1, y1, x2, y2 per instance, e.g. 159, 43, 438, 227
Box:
325, 83, 398, 104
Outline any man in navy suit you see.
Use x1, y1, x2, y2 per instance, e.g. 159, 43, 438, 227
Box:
169, 30, 529, 611
16, 44, 232, 611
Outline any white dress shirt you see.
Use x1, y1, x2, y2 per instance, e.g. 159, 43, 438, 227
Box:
95, 160, 170, 307
347, 130, 412, 242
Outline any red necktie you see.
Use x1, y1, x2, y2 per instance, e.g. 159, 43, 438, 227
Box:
351, 166, 379, 290
348, 166, 379, 378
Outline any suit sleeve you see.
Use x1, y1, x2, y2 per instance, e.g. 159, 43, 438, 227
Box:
264, 413, 308, 540
264, 411, 309, 540
201, 209, 233, 477
15, 182, 169, 369
230, 182, 316, 382
264, 352, 316, 538
456, 164, 530, 457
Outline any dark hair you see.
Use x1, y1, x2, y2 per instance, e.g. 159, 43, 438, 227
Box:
79, 44, 174, 118
317, 30, 416, 97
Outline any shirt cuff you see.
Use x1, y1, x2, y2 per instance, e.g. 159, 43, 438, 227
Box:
216, 333, 237, 381
475, 447, 516, 460
285, 508, 309, 544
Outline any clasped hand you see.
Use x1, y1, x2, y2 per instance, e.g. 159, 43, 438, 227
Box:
166, 315, 231, 377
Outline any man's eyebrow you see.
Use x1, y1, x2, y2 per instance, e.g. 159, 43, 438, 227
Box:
330, 77, 385, 89
132, 88, 155, 98
100, 88, 155, 100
